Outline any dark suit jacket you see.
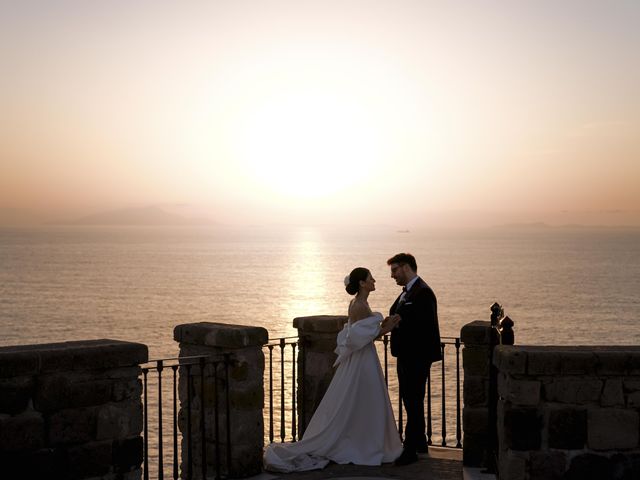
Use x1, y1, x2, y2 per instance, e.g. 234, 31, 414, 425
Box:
389, 277, 442, 363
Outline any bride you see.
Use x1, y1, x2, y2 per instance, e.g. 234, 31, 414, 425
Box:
263, 267, 403, 472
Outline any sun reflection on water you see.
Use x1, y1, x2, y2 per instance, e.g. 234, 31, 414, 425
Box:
279, 230, 332, 333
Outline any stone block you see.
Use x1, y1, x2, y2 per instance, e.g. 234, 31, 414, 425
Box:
588, 408, 639, 450
113, 436, 143, 473
462, 432, 488, 467
463, 346, 490, 376
596, 351, 631, 375
494, 347, 527, 375
0, 411, 45, 451
499, 450, 527, 480
48, 406, 98, 445
610, 453, 640, 480
548, 406, 587, 449
627, 391, 640, 407
34, 374, 113, 412
67, 440, 112, 479
504, 406, 542, 450
460, 321, 493, 345
565, 453, 612, 480
501, 378, 540, 406
628, 352, 640, 374
112, 378, 142, 402
204, 408, 262, 443
301, 335, 340, 352
229, 359, 250, 382
601, 378, 624, 407
228, 442, 263, 477
543, 378, 602, 404
104, 366, 142, 379
527, 350, 561, 375
560, 351, 598, 374
44, 340, 148, 372
293, 315, 348, 333
97, 401, 143, 440
530, 450, 566, 480
0, 375, 34, 414
464, 375, 487, 406
463, 406, 488, 436
121, 469, 143, 480
0, 447, 69, 479
624, 379, 640, 392
228, 387, 264, 410
174, 322, 268, 348
0, 350, 40, 377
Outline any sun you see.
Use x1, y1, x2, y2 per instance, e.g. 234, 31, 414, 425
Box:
233, 91, 382, 198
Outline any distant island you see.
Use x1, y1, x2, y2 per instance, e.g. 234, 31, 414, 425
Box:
55, 206, 216, 226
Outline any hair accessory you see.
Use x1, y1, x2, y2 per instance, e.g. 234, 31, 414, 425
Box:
344, 275, 350, 287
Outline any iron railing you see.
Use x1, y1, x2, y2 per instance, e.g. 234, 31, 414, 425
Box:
141, 354, 233, 480
263, 334, 463, 449
264, 337, 300, 444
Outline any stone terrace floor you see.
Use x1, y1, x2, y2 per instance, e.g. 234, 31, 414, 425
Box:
248, 448, 496, 480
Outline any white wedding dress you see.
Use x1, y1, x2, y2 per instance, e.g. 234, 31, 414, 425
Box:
263, 313, 403, 473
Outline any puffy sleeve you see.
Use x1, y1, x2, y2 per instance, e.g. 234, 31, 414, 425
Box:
333, 312, 382, 366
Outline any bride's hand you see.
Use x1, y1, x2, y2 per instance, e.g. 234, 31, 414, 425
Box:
381, 315, 401, 334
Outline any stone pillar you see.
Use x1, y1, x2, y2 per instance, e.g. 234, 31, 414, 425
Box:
0, 339, 148, 480
460, 320, 493, 467
174, 322, 268, 478
293, 315, 348, 434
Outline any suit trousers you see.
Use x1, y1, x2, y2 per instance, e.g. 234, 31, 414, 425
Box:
397, 357, 430, 451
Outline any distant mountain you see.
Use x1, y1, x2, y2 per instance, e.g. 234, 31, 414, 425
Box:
60, 206, 215, 226
497, 222, 551, 229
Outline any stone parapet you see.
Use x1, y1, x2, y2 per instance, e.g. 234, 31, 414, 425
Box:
494, 345, 640, 479
0, 339, 147, 480
174, 322, 268, 478
294, 315, 348, 433
461, 320, 492, 467
174, 322, 268, 348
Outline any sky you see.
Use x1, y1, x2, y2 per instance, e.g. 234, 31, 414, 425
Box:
1, 0, 639, 227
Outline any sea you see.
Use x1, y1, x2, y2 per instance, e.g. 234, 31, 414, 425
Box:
1, 224, 639, 469
2, 225, 639, 353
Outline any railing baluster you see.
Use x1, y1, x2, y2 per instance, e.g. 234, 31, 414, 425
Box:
143, 368, 149, 480
172, 365, 178, 480
157, 360, 164, 480
427, 368, 432, 445
398, 393, 403, 441
383, 335, 389, 386
199, 357, 206, 480
268, 345, 274, 443
441, 343, 447, 447
186, 363, 193, 480
280, 338, 286, 443
300, 337, 306, 438
224, 354, 232, 475
291, 343, 297, 441
455, 338, 462, 448
213, 361, 220, 480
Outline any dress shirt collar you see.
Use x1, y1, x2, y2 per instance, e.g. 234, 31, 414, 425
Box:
404, 275, 420, 293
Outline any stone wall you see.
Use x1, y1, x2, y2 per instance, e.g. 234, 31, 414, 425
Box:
494, 345, 640, 480
174, 322, 268, 479
461, 320, 494, 467
0, 339, 148, 480
293, 315, 348, 433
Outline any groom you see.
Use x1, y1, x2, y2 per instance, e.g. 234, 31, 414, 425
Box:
387, 253, 442, 466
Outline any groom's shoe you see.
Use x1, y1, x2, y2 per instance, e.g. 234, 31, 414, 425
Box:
394, 449, 418, 466
416, 444, 429, 454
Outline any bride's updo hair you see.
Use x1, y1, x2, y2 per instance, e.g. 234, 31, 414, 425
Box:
345, 267, 370, 295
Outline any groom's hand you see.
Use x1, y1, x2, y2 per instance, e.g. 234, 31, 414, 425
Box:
382, 315, 401, 332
